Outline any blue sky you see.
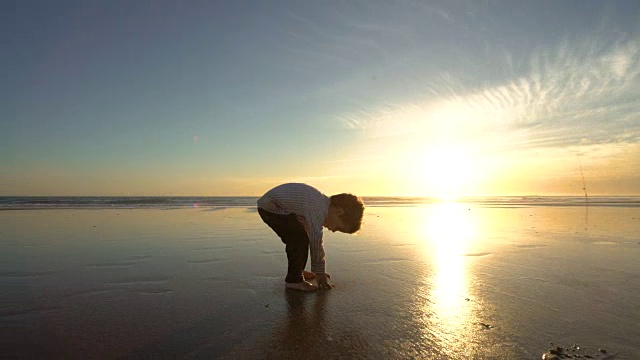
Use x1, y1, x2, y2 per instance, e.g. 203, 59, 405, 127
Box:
3, 0, 639, 196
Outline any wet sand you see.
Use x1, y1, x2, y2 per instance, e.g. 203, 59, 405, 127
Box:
2, 205, 640, 359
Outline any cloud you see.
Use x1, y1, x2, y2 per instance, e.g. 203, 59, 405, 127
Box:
337, 31, 640, 153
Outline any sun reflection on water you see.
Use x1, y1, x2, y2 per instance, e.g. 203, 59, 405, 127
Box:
417, 202, 480, 356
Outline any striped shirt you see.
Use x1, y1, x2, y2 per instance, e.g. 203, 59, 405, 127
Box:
257, 183, 330, 274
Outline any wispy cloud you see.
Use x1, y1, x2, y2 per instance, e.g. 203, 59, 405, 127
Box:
338, 31, 640, 152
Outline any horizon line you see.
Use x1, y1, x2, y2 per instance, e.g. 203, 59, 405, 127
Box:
2, 194, 640, 198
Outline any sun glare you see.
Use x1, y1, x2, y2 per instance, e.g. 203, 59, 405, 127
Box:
417, 145, 476, 200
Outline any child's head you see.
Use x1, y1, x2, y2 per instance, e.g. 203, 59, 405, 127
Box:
329, 193, 365, 233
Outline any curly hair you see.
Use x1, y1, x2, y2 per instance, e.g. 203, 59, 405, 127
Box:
329, 193, 365, 233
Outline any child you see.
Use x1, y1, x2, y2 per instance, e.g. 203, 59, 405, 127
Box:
257, 183, 365, 291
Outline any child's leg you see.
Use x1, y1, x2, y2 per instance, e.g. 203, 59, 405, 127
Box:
284, 235, 308, 283
280, 224, 316, 290
258, 209, 312, 285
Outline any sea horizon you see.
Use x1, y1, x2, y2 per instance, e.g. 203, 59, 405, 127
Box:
1, 195, 640, 210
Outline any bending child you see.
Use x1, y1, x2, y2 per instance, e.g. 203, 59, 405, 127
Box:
257, 183, 365, 291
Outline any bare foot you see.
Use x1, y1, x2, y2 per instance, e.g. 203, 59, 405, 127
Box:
285, 280, 318, 291
302, 271, 316, 280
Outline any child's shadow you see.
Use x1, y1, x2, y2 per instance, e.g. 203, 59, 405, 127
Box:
286, 289, 328, 339
264, 290, 329, 357
266, 290, 368, 359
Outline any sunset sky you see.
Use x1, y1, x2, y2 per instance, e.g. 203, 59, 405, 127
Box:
4, 1, 639, 197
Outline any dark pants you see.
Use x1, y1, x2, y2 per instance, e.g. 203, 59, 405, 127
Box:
258, 208, 309, 283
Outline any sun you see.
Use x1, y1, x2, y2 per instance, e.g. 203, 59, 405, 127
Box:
416, 145, 476, 200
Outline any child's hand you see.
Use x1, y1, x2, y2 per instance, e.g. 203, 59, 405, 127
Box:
316, 273, 334, 289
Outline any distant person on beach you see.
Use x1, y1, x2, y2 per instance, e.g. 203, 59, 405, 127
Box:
257, 183, 365, 291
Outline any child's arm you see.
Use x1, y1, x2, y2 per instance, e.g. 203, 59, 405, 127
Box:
307, 219, 326, 274
305, 209, 334, 289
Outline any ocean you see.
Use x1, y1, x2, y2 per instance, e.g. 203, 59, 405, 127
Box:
1, 196, 639, 210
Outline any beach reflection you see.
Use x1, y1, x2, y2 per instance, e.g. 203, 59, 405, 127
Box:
265, 290, 368, 358
417, 203, 479, 356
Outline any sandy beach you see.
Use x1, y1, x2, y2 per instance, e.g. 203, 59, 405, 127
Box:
2, 203, 640, 359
